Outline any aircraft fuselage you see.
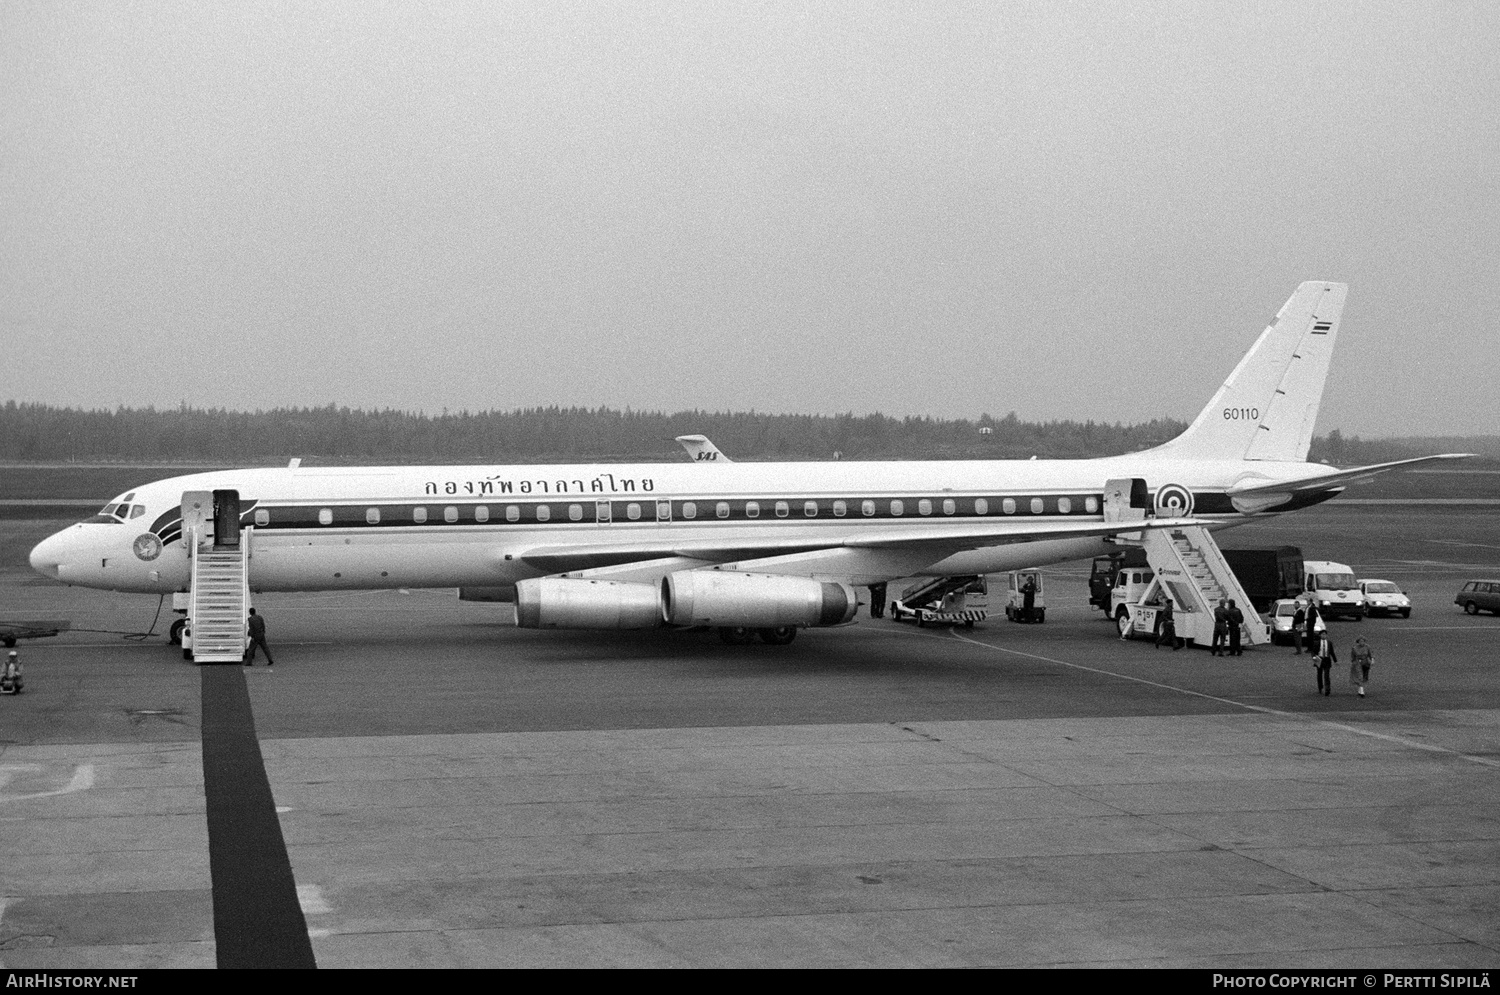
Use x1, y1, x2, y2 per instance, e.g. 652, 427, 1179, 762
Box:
28, 455, 1340, 595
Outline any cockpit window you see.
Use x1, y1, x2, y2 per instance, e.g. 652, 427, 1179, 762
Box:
86, 494, 143, 524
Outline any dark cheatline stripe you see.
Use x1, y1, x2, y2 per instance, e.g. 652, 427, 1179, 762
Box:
201, 665, 317, 969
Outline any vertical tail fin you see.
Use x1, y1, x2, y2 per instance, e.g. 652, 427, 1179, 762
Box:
676, 435, 733, 463
1150, 281, 1346, 462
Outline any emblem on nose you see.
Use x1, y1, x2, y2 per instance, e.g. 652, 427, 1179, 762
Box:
133, 534, 163, 561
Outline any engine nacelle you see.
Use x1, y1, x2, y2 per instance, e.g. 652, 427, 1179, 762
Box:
662, 571, 857, 628
514, 578, 663, 630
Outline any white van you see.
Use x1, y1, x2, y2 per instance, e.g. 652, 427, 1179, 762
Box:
1303, 560, 1366, 620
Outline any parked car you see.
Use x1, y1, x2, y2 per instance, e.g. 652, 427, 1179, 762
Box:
1359, 579, 1412, 618
1455, 580, 1500, 616
1268, 598, 1327, 646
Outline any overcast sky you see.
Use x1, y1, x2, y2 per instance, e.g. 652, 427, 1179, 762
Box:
3, 1, 1497, 438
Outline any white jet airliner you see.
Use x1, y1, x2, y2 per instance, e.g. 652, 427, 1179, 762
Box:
29, 282, 1467, 644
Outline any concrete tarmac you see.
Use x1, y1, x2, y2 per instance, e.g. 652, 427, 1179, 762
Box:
1, 504, 1498, 968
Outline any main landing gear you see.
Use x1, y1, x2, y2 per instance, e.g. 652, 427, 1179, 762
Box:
719, 626, 798, 645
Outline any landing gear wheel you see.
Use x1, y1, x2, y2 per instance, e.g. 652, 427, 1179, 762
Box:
718, 627, 756, 645
1116, 610, 1132, 638
758, 626, 797, 645
169, 618, 187, 645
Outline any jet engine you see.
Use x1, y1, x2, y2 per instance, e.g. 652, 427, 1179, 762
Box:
662, 571, 857, 628
514, 578, 663, 630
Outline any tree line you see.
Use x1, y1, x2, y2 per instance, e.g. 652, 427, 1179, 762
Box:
0, 400, 1474, 465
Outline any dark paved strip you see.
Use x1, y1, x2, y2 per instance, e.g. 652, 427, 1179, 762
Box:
201, 664, 317, 969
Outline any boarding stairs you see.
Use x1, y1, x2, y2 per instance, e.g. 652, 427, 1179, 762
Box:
897, 575, 979, 611
188, 527, 251, 663
1123, 526, 1270, 647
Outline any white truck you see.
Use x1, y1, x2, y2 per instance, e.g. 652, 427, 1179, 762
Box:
1109, 564, 1156, 622
1302, 560, 1367, 620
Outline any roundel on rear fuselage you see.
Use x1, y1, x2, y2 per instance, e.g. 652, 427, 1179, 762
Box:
1153, 483, 1194, 517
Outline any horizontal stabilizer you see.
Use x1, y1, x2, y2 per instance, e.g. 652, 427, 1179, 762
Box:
1227, 454, 1475, 498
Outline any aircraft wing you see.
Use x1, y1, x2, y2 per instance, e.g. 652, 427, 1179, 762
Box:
519, 517, 1204, 574
0, 619, 71, 644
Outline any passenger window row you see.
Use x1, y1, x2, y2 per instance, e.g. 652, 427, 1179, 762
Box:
249, 493, 1104, 528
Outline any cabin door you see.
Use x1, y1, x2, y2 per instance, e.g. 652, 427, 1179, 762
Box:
212, 490, 241, 549
1102, 478, 1148, 523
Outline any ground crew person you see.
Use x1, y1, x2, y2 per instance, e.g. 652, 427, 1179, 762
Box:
1211, 600, 1229, 656
1226, 600, 1244, 656
1154, 600, 1181, 651
243, 608, 275, 668
1291, 600, 1307, 655
1022, 576, 1037, 620
1, 650, 22, 694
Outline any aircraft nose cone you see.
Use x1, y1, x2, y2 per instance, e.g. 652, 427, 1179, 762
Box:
29, 532, 67, 580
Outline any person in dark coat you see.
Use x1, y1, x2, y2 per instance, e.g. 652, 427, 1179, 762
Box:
243, 608, 275, 668
1291, 601, 1307, 655
1021, 576, 1037, 619
1211, 600, 1229, 656
1304, 603, 1322, 657
1154, 600, 1181, 650
1226, 600, 1245, 656
1315, 631, 1336, 696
